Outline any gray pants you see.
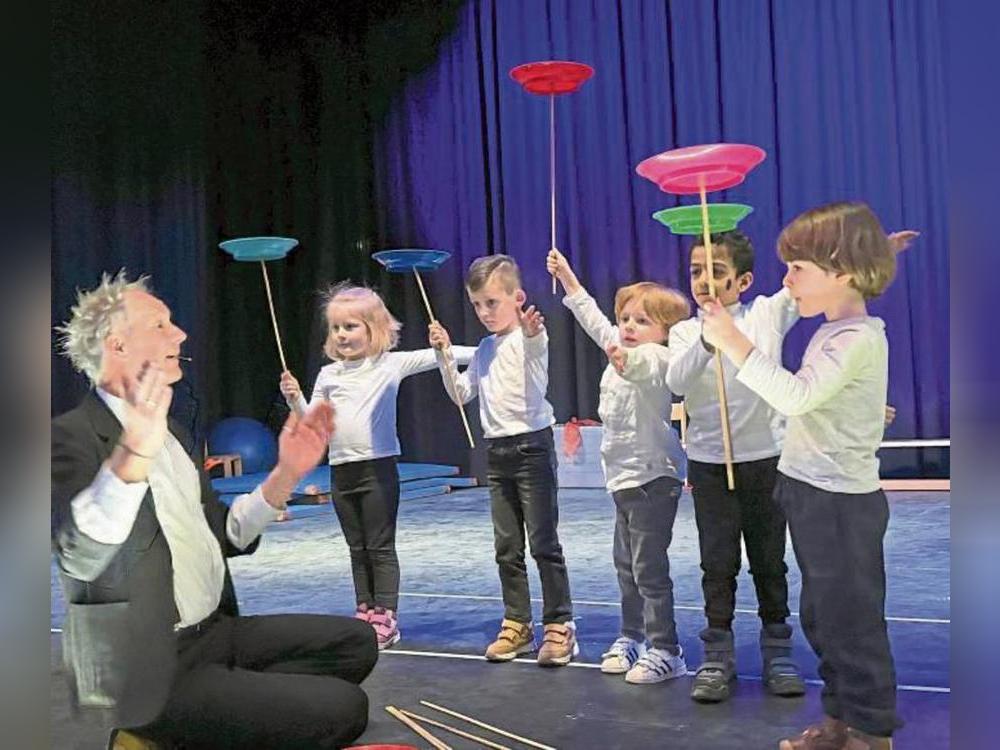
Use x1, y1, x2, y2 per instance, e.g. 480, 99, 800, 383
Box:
611, 475, 682, 651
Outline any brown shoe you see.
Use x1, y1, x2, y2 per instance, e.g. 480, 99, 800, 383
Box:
778, 717, 848, 750
537, 622, 579, 667
484, 619, 535, 662
843, 729, 893, 750
109, 729, 161, 750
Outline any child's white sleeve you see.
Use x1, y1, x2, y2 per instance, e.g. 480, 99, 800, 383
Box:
621, 343, 672, 383
666, 319, 712, 395
562, 289, 619, 350
755, 287, 800, 335
393, 347, 478, 379
434, 346, 478, 405
736, 328, 872, 416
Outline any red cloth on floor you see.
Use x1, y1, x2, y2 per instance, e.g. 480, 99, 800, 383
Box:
562, 417, 601, 457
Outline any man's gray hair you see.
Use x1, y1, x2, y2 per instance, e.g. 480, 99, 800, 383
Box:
56, 270, 150, 384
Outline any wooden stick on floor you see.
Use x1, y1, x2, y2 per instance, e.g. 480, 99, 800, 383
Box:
419, 701, 557, 750
400, 709, 512, 750
386, 706, 452, 750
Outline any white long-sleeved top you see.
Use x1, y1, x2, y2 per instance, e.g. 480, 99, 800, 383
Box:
736, 316, 888, 494
667, 288, 799, 463
292, 347, 476, 465
563, 289, 684, 492
70, 389, 280, 628
436, 328, 555, 439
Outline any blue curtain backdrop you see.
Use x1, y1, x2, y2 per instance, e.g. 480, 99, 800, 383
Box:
371, 0, 948, 440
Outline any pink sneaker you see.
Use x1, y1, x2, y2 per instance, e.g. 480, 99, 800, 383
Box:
370, 607, 401, 650
354, 603, 372, 622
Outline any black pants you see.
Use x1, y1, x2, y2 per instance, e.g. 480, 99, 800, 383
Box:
688, 456, 790, 629
775, 473, 900, 737
139, 613, 378, 749
612, 476, 682, 650
331, 457, 401, 610
486, 427, 573, 625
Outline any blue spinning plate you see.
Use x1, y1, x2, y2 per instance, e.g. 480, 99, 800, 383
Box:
219, 236, 299, 262
372, 248, 452, 272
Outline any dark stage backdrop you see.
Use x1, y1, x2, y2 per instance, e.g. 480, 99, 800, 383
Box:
53, 0, 948, 475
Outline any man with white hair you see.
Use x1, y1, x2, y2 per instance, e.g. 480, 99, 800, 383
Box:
53, 272, 378, 749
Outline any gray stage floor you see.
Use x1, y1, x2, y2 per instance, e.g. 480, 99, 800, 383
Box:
51, 487, 950, 748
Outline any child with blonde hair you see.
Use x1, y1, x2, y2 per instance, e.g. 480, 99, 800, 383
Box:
281, 282, 474, 649
702, 202, 905, 750
547, 248, 691, 684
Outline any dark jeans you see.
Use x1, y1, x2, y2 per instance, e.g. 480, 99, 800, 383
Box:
138, 613, 378, 749
331, 457, 401, 610
688, 457, 791, 629
775, 473, 900, 737
486, 427, 573, 625
611, 475, 682, 651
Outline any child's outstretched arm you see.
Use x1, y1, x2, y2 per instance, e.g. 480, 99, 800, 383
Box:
665, 313, 714, 395
546, 248, 583, 296
702, 300, 875, 416
279, 371, 310, 415
428, 321, 478, 405
548, 248, 619, 350
608, 342, 672, 383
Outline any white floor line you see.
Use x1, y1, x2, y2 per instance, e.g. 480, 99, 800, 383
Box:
396, 591, 950, 625
47, 629, 950, 694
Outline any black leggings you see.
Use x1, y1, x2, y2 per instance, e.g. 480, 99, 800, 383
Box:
331, 457, 401, 611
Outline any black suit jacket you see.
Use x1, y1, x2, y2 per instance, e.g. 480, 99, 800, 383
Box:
52, 392, 260, 727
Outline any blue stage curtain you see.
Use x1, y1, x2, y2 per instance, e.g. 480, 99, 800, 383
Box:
371, 0, 948, 439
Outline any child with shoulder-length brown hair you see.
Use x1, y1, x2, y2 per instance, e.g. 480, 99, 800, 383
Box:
280, 282, 475, 650
547, 248, 691, 685
701, 202, 909, 750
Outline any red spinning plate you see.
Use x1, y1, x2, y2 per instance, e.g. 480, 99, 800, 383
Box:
636, 143, 766, 195
510, 60, 594, 95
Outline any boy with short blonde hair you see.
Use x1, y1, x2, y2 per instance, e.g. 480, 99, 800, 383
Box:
429, 254, 576, 666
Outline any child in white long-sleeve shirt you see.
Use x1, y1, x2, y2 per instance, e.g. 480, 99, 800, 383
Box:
547, 248, 690, 685
428, 254, 577, 667
281, 283, 474, 649
702, 202, 903, 750
667, 230, 806, 702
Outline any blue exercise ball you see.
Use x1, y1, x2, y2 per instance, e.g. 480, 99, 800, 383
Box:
207, 417, 278, 475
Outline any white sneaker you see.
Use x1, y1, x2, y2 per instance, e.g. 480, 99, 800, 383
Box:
625, 646, 688, 684
600, 636, 646, 674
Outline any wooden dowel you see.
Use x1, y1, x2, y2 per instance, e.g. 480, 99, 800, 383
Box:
419, 701, 556, 750
399, 709, 511, 750
260, 260, 289, 373
698, 183, 736, 491
413, 269, 476, 448
386, 705, 452, 750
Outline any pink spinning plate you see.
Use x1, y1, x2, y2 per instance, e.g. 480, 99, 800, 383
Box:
636, 143, 766, 195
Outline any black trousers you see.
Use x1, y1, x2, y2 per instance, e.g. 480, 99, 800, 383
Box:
775, 473, 900, 737
688, 456, 791, 629
331, 456, 401, 610
486, 427, 573, 625
138, 613, 378, 749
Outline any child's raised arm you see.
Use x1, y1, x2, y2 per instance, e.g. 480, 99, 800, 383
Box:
428, 321, 478, 405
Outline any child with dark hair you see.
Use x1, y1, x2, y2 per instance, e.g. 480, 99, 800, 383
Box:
667, 229, 807, 703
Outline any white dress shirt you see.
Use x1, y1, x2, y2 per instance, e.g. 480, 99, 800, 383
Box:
736, 316, 889, 494
70, 389, 280, 627
292, 347, 476, 465
667, 288, 799, 463
563, 289, 684, 492
437, 328, 555, 439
